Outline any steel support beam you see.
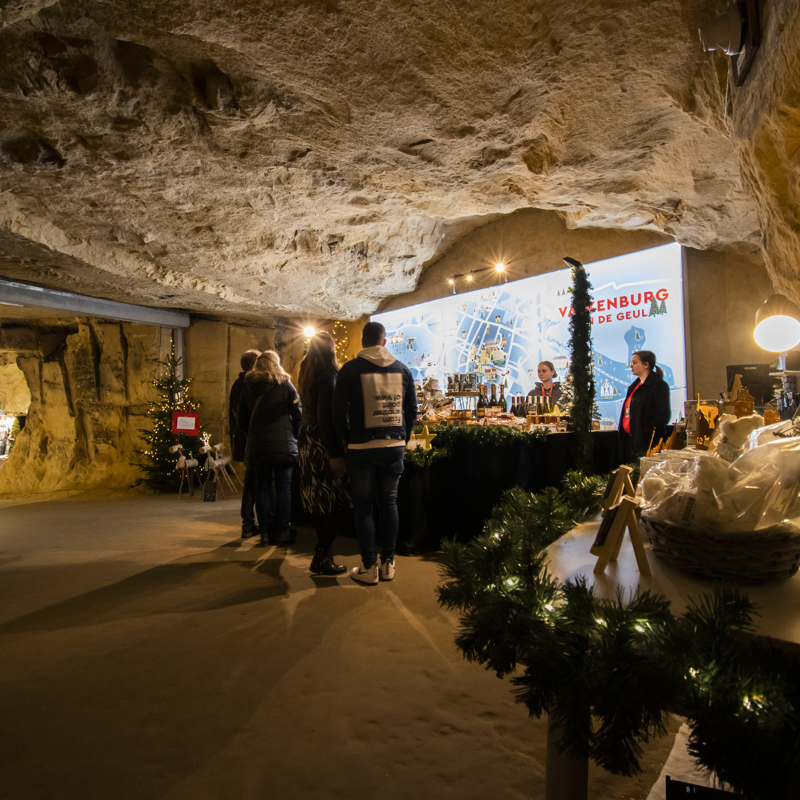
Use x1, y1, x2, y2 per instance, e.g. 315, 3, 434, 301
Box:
0, 280, 190, 328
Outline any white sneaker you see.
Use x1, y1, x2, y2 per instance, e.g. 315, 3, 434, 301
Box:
380, 559, 396, 582
350, 563, 379, 585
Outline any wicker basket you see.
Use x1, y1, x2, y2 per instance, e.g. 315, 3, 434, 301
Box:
640, 515, 800, 584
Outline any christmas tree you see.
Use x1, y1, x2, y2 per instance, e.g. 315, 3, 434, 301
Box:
648, 297, 660, 316
138, 343, 204, 492
565, 258, 595, 472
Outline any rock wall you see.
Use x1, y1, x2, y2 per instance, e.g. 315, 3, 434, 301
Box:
0, 320, 168, 496
0, 314, 360, 497
0, 352, 30, 413
724, 0, 800, 306
0, 0, 769, 321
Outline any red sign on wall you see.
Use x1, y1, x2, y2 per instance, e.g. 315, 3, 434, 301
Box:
172, 412, 199, 436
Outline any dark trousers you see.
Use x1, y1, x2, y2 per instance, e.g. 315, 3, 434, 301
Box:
314, 508, 349, 553
346, 446, 405, 568
254, 459, 293, 538
241, 464, 257, 531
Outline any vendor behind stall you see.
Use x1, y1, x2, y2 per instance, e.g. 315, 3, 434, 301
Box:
527, 361, 563, 407
619, 350, 671, 461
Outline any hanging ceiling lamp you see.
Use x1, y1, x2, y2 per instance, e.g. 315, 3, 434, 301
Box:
754, 294, 800, 351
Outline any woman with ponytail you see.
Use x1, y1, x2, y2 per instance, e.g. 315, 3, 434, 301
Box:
297, 333, 350, 576
618, 349, 671, 461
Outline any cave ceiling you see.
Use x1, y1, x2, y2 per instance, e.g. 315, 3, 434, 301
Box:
0, 0, 764, 322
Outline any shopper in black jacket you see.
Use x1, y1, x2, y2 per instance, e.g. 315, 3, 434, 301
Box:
297, 332, 350, 576
238, 350, 302, 547
229, 349, 260, 538
618, 349, 671, 461
333, 321, 417, 585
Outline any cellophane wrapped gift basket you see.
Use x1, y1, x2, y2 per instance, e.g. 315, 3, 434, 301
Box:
638, 415, 800, 584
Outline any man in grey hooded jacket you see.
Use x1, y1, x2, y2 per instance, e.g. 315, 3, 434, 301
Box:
332, 321, 417, 585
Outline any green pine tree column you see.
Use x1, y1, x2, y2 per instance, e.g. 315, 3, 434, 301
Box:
565, 258, 595, 473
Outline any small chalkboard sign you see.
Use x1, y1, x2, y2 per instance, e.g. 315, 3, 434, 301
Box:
202, 479, 217, 502
592, 504, 619, 552
600, 465, 636, 514
590, 496, 650, 576
602, 469, 619, 500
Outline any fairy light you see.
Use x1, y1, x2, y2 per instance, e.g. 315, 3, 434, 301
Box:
635, 624, 645, 633
545, 604, 554, 612
596, 618, 606, 626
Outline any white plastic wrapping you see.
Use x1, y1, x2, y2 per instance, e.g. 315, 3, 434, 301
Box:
638, 436, 800, 534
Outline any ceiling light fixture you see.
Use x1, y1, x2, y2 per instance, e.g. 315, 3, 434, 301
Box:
303, 326, 316, 338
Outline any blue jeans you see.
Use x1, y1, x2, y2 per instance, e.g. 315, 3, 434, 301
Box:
346, 446, 405, 568
253, 459, 293, 537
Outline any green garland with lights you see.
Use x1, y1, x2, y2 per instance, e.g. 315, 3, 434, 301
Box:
567, 260, 596, 472
137, 345, 204, 492
404, 423, 551, 467
437, 480, 800, 798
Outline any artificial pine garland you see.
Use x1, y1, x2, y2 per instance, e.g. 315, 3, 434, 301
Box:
137, 346, 204, 492
566, 259, 595, 472
437, 478, 800, 798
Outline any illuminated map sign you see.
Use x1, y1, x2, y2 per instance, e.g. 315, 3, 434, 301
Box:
373, 243, 686, 424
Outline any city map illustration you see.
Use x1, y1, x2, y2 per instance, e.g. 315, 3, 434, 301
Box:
374, 243, 686, 423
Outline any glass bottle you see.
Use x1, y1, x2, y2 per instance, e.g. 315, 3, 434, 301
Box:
499, 384, 507, 412
476, 386, 486, 419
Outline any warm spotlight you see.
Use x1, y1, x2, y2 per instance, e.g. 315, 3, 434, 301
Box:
447, 278, 454, 285
303, 326, 315, 338
466, 274, 473, 282
495, 263, 505, 273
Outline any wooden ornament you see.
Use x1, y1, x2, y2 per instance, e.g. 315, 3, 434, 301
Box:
734, 388, 755, 418
599, 466, 636, 513
591, 496, 650, 576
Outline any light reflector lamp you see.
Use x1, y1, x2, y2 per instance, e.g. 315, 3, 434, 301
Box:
754, 294, 800, 351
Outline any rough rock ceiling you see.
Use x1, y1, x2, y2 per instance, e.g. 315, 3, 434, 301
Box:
0, 0, 765, 321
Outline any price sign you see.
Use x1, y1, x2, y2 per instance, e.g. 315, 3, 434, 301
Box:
171, 412, 199, 435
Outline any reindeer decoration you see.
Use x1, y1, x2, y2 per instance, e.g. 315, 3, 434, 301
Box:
169, 444, 200, 497
199, 442, 242, 498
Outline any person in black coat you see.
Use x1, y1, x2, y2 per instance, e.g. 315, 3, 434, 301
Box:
229, 349, 260, 538
618, 349, 671, 462
238, 350, 302, 547
297, 332, 350, 576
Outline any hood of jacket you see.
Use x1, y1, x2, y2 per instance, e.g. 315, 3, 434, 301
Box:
357, 345, 396, 368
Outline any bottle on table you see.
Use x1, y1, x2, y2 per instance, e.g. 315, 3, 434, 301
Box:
499, 384, 507, 412
476, 386, 486, 419
490, 383, 498, 411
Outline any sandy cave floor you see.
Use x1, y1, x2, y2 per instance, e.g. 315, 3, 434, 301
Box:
0, 493, 680, 800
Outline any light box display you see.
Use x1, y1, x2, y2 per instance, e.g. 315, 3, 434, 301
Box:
373, 243, 687, 425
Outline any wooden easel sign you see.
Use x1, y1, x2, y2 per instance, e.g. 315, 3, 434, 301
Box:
600, 465, 636, 514
591, 496, 650, 576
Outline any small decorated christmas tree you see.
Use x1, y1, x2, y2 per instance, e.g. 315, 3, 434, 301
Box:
138, 343, 204, 492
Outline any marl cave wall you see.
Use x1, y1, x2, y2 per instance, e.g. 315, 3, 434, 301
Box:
0, 315, 360, 496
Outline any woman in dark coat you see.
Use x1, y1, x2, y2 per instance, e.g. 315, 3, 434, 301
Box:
297, 332, 350, 576
238, 350, 302, 547
618, 349, 671, 462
